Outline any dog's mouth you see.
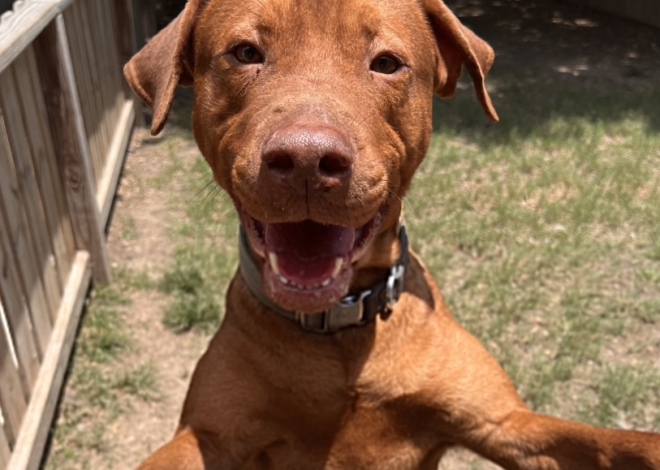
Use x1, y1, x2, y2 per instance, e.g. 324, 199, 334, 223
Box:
238, 208, 383, 313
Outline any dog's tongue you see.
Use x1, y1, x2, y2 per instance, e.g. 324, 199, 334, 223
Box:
265, 221, 355, 285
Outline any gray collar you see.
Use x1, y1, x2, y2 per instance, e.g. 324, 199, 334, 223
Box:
238, 225, 409, 334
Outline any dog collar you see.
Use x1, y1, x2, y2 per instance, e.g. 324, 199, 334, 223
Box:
238, 224, 409, 334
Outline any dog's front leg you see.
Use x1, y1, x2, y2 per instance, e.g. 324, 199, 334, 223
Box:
428, 326, 660, 470
466, 409, 660, 470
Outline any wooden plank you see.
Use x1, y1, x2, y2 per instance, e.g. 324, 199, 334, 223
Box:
23, 41, 76, 267
13, 47, 71, 293
0, 109, 52, 353
33, 17, 111, 284
0, 221, 41, 396
97, 101, 134, 225
75, 0, 109, 180
0, 300, 26, 448
6, 252, 91, 470
0, 2, 58, 75
61, 3, 102, 187
0, 67, 62, 320
0, 425, 10, 470
91, 0, 123, 167
98, 0, 127, 158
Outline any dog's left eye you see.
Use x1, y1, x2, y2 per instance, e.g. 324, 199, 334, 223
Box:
370, 55, 401, 74
234, 44, 264, 64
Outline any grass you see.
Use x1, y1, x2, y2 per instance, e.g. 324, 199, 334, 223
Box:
155, 148, 239, 333
406, 73, 660, 429
45, 275, 160, 470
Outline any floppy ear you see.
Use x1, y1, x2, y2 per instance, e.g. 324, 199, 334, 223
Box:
123, 1, 201, 135
421, 0, 499, 122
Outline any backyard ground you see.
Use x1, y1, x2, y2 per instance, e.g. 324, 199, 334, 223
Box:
42, 0, 660, 469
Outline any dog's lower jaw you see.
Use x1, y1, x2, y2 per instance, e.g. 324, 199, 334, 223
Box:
263, 259, 354, 313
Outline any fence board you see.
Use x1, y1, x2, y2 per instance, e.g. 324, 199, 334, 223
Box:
95, 0, 124, 136
0, 68, 61, 320
0, 305, 26, 448
6, 252, 90, 470
13, 47, 71, 292
61, 3, 101, 186
33, 17, 111, 284
0, 110, 52, 354
73, 0, 107, 179
0, 2, 58, 75
0, 425, 10, 470
0, 229, 40, 396
97, 102, 134, 225
23, 42, 76, 266
87, 0, 114, 171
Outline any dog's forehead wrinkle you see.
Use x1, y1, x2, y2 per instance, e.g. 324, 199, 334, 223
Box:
214, 0, 427, 44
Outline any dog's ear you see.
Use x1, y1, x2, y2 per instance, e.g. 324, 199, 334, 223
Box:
123, 2, 201, 135
421, 0, 499, 122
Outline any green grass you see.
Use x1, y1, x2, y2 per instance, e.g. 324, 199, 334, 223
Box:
406, 74, 660, 429
156, 151, 239, 333
45, 275, 160, 470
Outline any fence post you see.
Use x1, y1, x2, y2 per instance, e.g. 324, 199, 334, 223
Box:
33, 16, 111, 284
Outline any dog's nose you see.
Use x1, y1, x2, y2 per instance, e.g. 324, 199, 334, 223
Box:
262, 122, 353, 186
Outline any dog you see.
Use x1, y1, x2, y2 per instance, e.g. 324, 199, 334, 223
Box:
123, 0, 660, 468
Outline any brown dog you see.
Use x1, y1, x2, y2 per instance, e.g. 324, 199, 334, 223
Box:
124, 0, 660, 468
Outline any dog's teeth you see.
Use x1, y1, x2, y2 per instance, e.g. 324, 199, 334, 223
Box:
332, 257, 343, 278
269, 253, 280, 275
321, 278, 332, 287
278, 274, 288, 285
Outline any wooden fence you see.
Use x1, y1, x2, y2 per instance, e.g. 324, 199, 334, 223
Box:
0, 1, 154, 469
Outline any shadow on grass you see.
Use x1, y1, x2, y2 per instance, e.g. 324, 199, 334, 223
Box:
435, 0, 660, 144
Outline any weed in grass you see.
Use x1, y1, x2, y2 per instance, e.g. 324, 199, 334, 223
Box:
578, 365, 660, 429
76, 284, 130, 364
113, 266, 157, 291
120, 215, 138, 241
636, 299, 660, 324
114, 362, 160, 402
150, 140, 186, 189
160, 264, 222, 333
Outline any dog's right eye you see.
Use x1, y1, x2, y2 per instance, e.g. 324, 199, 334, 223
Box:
370, 54, 401, 75
234, 44, 264, 64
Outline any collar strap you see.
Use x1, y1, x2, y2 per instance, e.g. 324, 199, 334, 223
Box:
239, 224, 409, 334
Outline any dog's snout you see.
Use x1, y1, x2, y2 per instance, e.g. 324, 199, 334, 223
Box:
262, 122, 354, 186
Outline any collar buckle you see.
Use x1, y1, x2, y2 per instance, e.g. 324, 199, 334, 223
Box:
295, 289, 372, 333
384, 264, 405, 315
295, 310, 329, 332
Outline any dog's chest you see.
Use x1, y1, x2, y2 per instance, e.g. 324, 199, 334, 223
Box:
322, 405, 441, 470
247, 394, 443, 470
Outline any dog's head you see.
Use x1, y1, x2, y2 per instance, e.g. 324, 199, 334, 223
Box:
125, 0, 497, 313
